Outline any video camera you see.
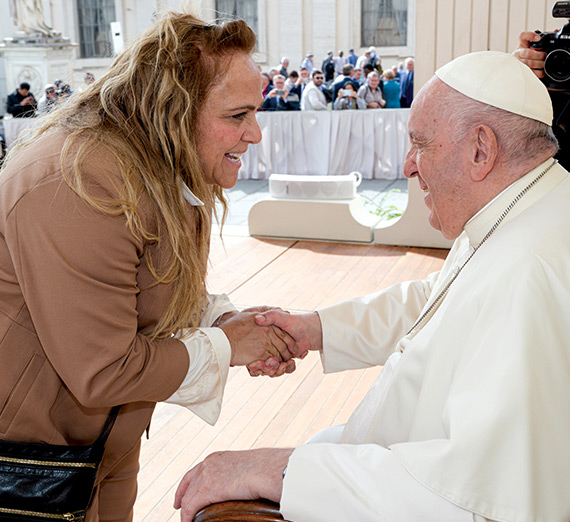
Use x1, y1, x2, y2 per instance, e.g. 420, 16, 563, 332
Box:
531, 1, 570, 90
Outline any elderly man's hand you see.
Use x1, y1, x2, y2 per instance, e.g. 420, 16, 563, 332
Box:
254, 310, 323, 356
174, 448, 294, 521
514, 31, 547, 79
216, 310, 297, 375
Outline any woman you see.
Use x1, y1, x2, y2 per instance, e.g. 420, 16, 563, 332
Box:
382, 69, 401, 108
0, 11, 296, 521
333, 81, 366, 110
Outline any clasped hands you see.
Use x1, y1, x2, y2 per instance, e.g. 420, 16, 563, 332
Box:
216, 307, 321, 378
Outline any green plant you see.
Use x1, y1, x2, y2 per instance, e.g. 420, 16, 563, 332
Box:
364, 189, 403, 220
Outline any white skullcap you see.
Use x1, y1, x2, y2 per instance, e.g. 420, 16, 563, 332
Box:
435, 50, 553, 125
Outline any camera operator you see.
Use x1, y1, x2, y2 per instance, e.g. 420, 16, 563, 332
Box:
515, 30, 569, 170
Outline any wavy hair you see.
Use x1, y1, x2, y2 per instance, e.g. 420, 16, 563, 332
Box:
6, 11, 257, 339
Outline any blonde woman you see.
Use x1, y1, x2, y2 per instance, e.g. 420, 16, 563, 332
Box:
0, 11, 297, 521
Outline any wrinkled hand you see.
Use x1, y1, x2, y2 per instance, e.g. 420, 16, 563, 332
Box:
174, 448, 293, 522
514, 31, 546, 79
254, 310, 323, 357
218, 310, 297, 376
240, 306, 297, 378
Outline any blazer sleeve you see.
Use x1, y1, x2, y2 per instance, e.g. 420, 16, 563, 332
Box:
4, 173, 189, 408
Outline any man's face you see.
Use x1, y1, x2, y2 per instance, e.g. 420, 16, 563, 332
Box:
273, 77, 285, 90
407, 60, 414, 71
18, 88, 29, 97
283, 59, 289, 68
353, 70, 361, 81
368, 76, 379, 89
312, 73, 324, 86
403, 79, 473, 239
300, 69, 309, 80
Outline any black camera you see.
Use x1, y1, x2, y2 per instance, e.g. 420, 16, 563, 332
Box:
532, 1, 570, 90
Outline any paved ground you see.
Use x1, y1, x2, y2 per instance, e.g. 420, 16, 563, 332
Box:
216, 178, 409, 234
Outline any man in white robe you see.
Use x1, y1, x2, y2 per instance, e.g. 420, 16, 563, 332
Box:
174, 51, 570, 522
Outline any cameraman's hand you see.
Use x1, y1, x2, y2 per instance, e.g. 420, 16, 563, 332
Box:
514, 31, 546, 79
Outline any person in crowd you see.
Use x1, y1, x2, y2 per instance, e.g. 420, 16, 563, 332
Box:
260, 74, 299, 111
261, 72, 272, 98
322, 51, 336, 83
174, 50, 570, 522
56, 83, 72, 105
299, 67, 310, 85
84, 71, 95, 85
382, 69, 401, 108
333, 50, 346, 75
368, 46, 381, 71
391, 63, 402, 82
514, 31, 569, 170
284, 70, 299, 91
358, 71, 386, 109
285, 70, 304, 100
355, 49, 371, 71
399, 57, 415, 108
37, 83, 58, 114
346, 48, 358, 67
6, 82, 37, 118
353, 67, 363, 86
332, 63, 356, 102
300, 69, 327, 111
301, 52, 314, 74
268, 67, 280, 84
0, 12, 298, 521
333, 81, 365, 110
279, 57, 289, 79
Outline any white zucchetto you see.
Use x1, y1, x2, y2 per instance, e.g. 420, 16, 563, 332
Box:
435, 50, 553, 125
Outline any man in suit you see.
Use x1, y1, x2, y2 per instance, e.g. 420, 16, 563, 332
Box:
400, 57, 415, 108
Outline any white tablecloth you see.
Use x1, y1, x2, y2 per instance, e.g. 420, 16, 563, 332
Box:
240, 109, 410, 180
3, 109, 411, 180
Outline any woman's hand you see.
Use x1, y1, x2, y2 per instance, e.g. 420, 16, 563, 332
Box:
217, 310, 297, 375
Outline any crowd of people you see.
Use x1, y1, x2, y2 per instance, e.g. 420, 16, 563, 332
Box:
6, 72, 95, 118
258, 47, 414, 111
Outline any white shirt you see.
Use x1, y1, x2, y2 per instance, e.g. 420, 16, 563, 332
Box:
300, 81, 327, 111
163, 183, 237, 426
281, 159, 570, 522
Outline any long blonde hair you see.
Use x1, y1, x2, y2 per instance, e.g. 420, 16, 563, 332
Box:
5, 12, 257, 339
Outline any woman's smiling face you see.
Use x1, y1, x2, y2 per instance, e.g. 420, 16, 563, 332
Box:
195, 53, 263, 189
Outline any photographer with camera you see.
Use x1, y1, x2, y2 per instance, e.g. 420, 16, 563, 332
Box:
6, 82, 37, 118
514, 2, 570, 169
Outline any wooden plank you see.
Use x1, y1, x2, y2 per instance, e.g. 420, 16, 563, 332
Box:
207, 235, 296, 295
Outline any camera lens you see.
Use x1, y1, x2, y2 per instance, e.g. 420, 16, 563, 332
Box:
544, 49, 570, 82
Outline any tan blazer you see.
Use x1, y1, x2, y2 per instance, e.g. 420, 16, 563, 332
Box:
0, 132, 190, 482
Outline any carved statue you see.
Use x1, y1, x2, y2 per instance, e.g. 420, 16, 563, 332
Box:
9, 0, 58, 37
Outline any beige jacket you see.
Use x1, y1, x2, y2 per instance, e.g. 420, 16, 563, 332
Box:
0, 131, 190, 481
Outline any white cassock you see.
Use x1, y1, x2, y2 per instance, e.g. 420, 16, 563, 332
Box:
281, 159, 570, 522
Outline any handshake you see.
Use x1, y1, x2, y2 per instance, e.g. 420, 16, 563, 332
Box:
215, 307, 322, 378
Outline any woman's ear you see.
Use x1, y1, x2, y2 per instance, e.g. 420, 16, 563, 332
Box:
471, 124, 498, 181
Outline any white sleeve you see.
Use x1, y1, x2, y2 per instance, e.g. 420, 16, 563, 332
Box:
163, 293, 237, 425
317, 273, 439, 372
280, 443, 476, 522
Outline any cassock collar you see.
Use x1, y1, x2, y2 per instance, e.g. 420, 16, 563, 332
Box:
463, 158, 565, 246
181, 181, 204, 206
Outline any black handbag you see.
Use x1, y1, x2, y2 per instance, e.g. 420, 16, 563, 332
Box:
0, 406, 120, 521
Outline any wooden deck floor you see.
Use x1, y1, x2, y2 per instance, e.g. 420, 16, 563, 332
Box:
134, 236, 448, 521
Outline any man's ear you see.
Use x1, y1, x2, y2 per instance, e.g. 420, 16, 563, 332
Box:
470, 125, 498, 181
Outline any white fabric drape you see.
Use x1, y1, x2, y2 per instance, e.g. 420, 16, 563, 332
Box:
239, 109, 410, 180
